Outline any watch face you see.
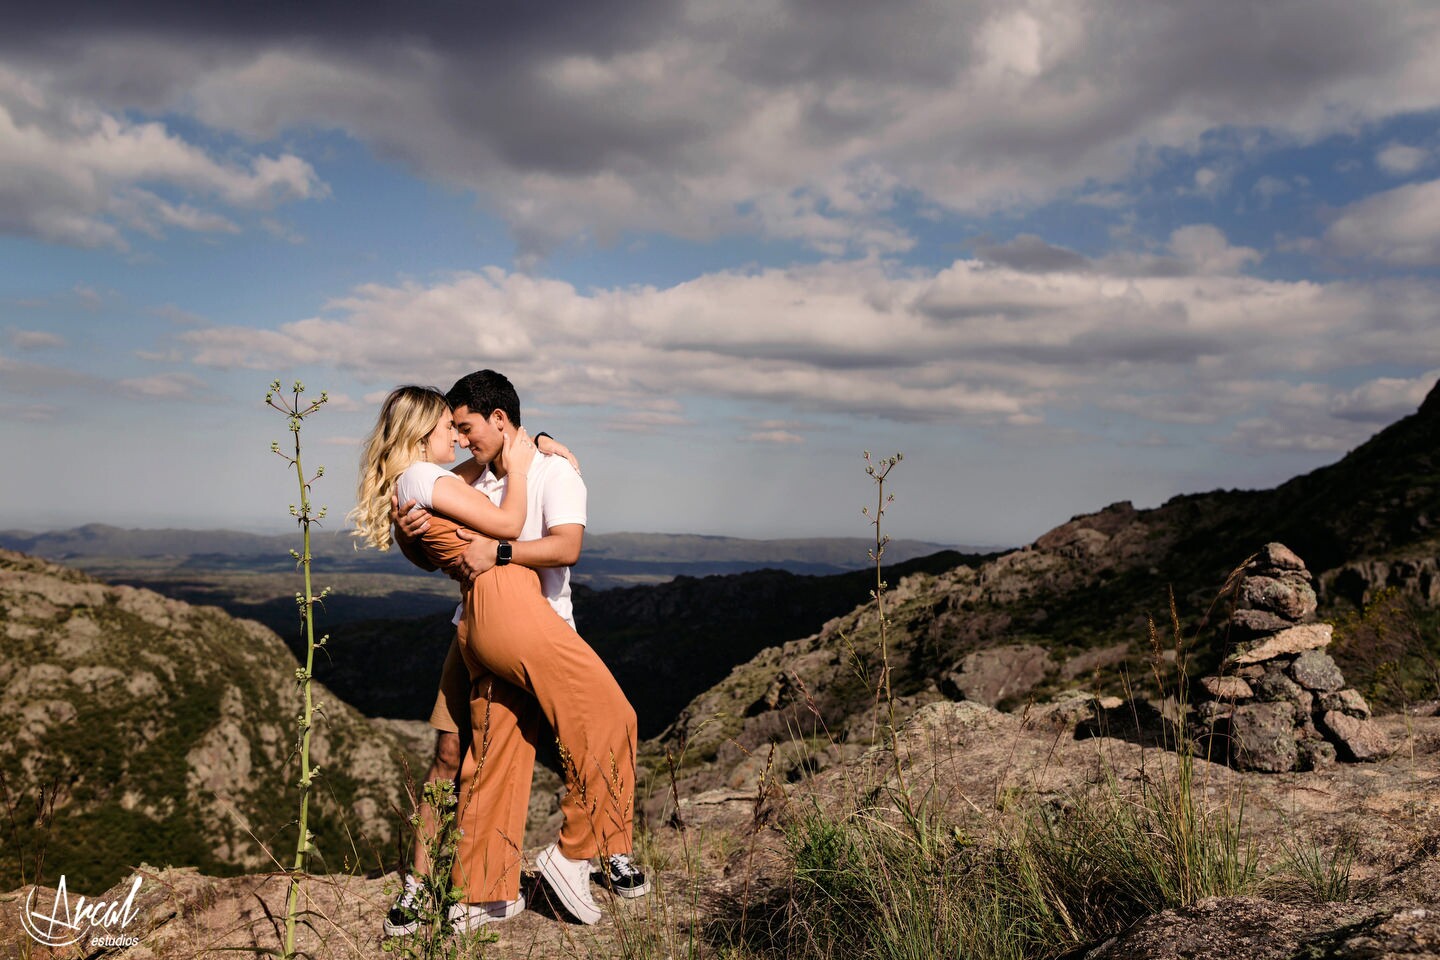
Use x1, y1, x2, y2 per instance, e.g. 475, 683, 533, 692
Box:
497, 542, 512, 564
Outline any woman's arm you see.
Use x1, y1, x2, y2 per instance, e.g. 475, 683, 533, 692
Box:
429, 428, 537, 539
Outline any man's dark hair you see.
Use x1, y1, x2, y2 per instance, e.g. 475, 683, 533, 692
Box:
446, 369, 522, 427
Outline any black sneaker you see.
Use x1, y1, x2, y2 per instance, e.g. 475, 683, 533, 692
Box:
602, 854, 651, 899
382, 875, 422, 937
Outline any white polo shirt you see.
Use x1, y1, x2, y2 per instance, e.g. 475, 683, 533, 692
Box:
446, 451, 587, 628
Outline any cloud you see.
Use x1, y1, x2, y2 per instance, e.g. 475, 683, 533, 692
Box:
746, 430, 805, 444
116, 372, 208, 399
1375, 142, 1430, 176
4, 1, 1439, 254
1326, 177, 1440, 266
1328, 370, 1440, 422
0, 66, 326, 249
976, 235, 1092, 274
1165, 224, 1261, 274
174, 250, 1440, 455
0, 401, 58, 421
8, 328, 64, 349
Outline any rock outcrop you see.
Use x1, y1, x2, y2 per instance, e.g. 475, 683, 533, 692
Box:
1191, 544, 1392, 772
0, 549, 420, 892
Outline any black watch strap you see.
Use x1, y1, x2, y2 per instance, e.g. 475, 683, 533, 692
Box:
496, 540, 512, 566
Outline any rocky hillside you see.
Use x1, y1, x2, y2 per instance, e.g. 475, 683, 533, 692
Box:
4, 695, 1436, 959
651, 380, 1440, 799
0, 550, 422, 892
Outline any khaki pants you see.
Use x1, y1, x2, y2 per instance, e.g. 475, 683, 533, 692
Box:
445, 563, 637, 902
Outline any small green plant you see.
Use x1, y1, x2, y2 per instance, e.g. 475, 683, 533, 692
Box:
384, 779, 477, 960
1271, 833, 1355, 903
266, 379, 330, 960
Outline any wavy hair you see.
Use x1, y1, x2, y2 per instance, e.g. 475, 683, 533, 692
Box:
349, 385, 450, 550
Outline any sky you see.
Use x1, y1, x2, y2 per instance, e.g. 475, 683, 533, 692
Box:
2, 1, 1439, 547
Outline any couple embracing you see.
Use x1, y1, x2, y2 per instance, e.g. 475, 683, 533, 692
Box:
349, 369, 647, 934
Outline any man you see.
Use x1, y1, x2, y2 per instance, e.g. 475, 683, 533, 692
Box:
383, 369, 648, 936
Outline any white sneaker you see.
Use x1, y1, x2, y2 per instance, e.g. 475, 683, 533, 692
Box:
382, 873, 423, 937
447, 895, 525, 933
535, 844, 603, 925
602, 854, 652, 899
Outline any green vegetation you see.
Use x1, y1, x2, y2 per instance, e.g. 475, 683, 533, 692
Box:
266, 379, 331, 960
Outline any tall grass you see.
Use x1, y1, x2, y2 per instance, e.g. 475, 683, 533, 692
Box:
703, 461, 1259, 960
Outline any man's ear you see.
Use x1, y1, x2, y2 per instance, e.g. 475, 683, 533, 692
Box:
490, 409, 512, 430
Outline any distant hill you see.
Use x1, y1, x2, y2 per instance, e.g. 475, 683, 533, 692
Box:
0, 525, 971, 585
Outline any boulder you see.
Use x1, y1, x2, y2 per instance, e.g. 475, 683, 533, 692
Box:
1289, 650, 1344, 693
1238, 574, 1318, 622
1230, 701, 1299, 773
1321, 710, 1393, 762
1199, 675, 1254, 700
943, 643, 1054, 707
1319, 688, 1371, 719
1253, 542, 1309, 574
1252, 666, 1304, 703
1297, 739, 1337, 771
1230, 608, 1294, 638
1227, 623, 1332, 665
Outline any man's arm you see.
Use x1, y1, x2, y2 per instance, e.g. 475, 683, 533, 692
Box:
455, 524, 582, 580
514, 524, 583, 567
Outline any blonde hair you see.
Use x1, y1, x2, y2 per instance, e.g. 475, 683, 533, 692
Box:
349, 385, 450, 550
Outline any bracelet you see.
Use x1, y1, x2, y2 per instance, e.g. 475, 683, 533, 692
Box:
536, 431, 554, 442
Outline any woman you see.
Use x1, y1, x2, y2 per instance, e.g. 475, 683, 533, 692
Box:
351, 385, 639, 929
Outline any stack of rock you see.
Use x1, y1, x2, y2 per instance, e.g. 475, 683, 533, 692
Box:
1191, 542, 1392, 773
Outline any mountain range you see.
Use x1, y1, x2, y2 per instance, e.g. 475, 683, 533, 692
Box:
4, 379, 1438, 898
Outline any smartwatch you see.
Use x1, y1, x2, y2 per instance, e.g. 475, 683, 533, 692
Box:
496, 540, 512, 566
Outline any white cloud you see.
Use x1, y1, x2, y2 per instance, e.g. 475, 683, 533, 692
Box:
0, 67, 326, 249
1375, 142, 1430, 176
746, 430, 805, 444
7, 0, 1440, 254
1326, 177, 1440, 265
0, 401, 58, 421
116, 372, 208, 399
8, 328, 64, 349
1166, 224, 1261, 274
1329, 370, 1440, 422
175, 253, 1440, 454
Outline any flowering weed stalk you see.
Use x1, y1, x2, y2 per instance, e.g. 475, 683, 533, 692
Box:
862, 451, 918, 827
266, 379, 330, 960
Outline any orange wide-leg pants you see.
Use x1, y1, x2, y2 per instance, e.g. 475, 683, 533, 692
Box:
452, 562, 638, 903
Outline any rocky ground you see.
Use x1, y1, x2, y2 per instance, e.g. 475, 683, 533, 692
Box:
5, 696, 1437, 959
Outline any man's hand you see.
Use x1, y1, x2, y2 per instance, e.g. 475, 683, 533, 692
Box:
390, 494, 438, 571
455, 528, 498, 582
391, 494, 433, 541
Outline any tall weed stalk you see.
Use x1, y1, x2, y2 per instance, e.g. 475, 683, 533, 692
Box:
266, 380, 330, 960
861, 451, 917, 827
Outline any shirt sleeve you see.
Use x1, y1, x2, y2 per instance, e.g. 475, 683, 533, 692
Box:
539, 456, 587, 530
395, 462, 453, 510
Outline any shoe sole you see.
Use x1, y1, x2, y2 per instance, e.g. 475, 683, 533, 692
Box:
382, 919, 419, 937
536, 847, 603, 925
448, 896, 525, 934
603, 876, 652, 899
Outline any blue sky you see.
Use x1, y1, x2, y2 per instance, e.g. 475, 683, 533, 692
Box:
2, 2, 1439, 547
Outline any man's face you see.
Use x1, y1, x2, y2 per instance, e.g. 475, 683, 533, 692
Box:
452, 404, 507, 464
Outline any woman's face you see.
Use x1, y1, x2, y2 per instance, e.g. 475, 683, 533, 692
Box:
421, 410, 459, 464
